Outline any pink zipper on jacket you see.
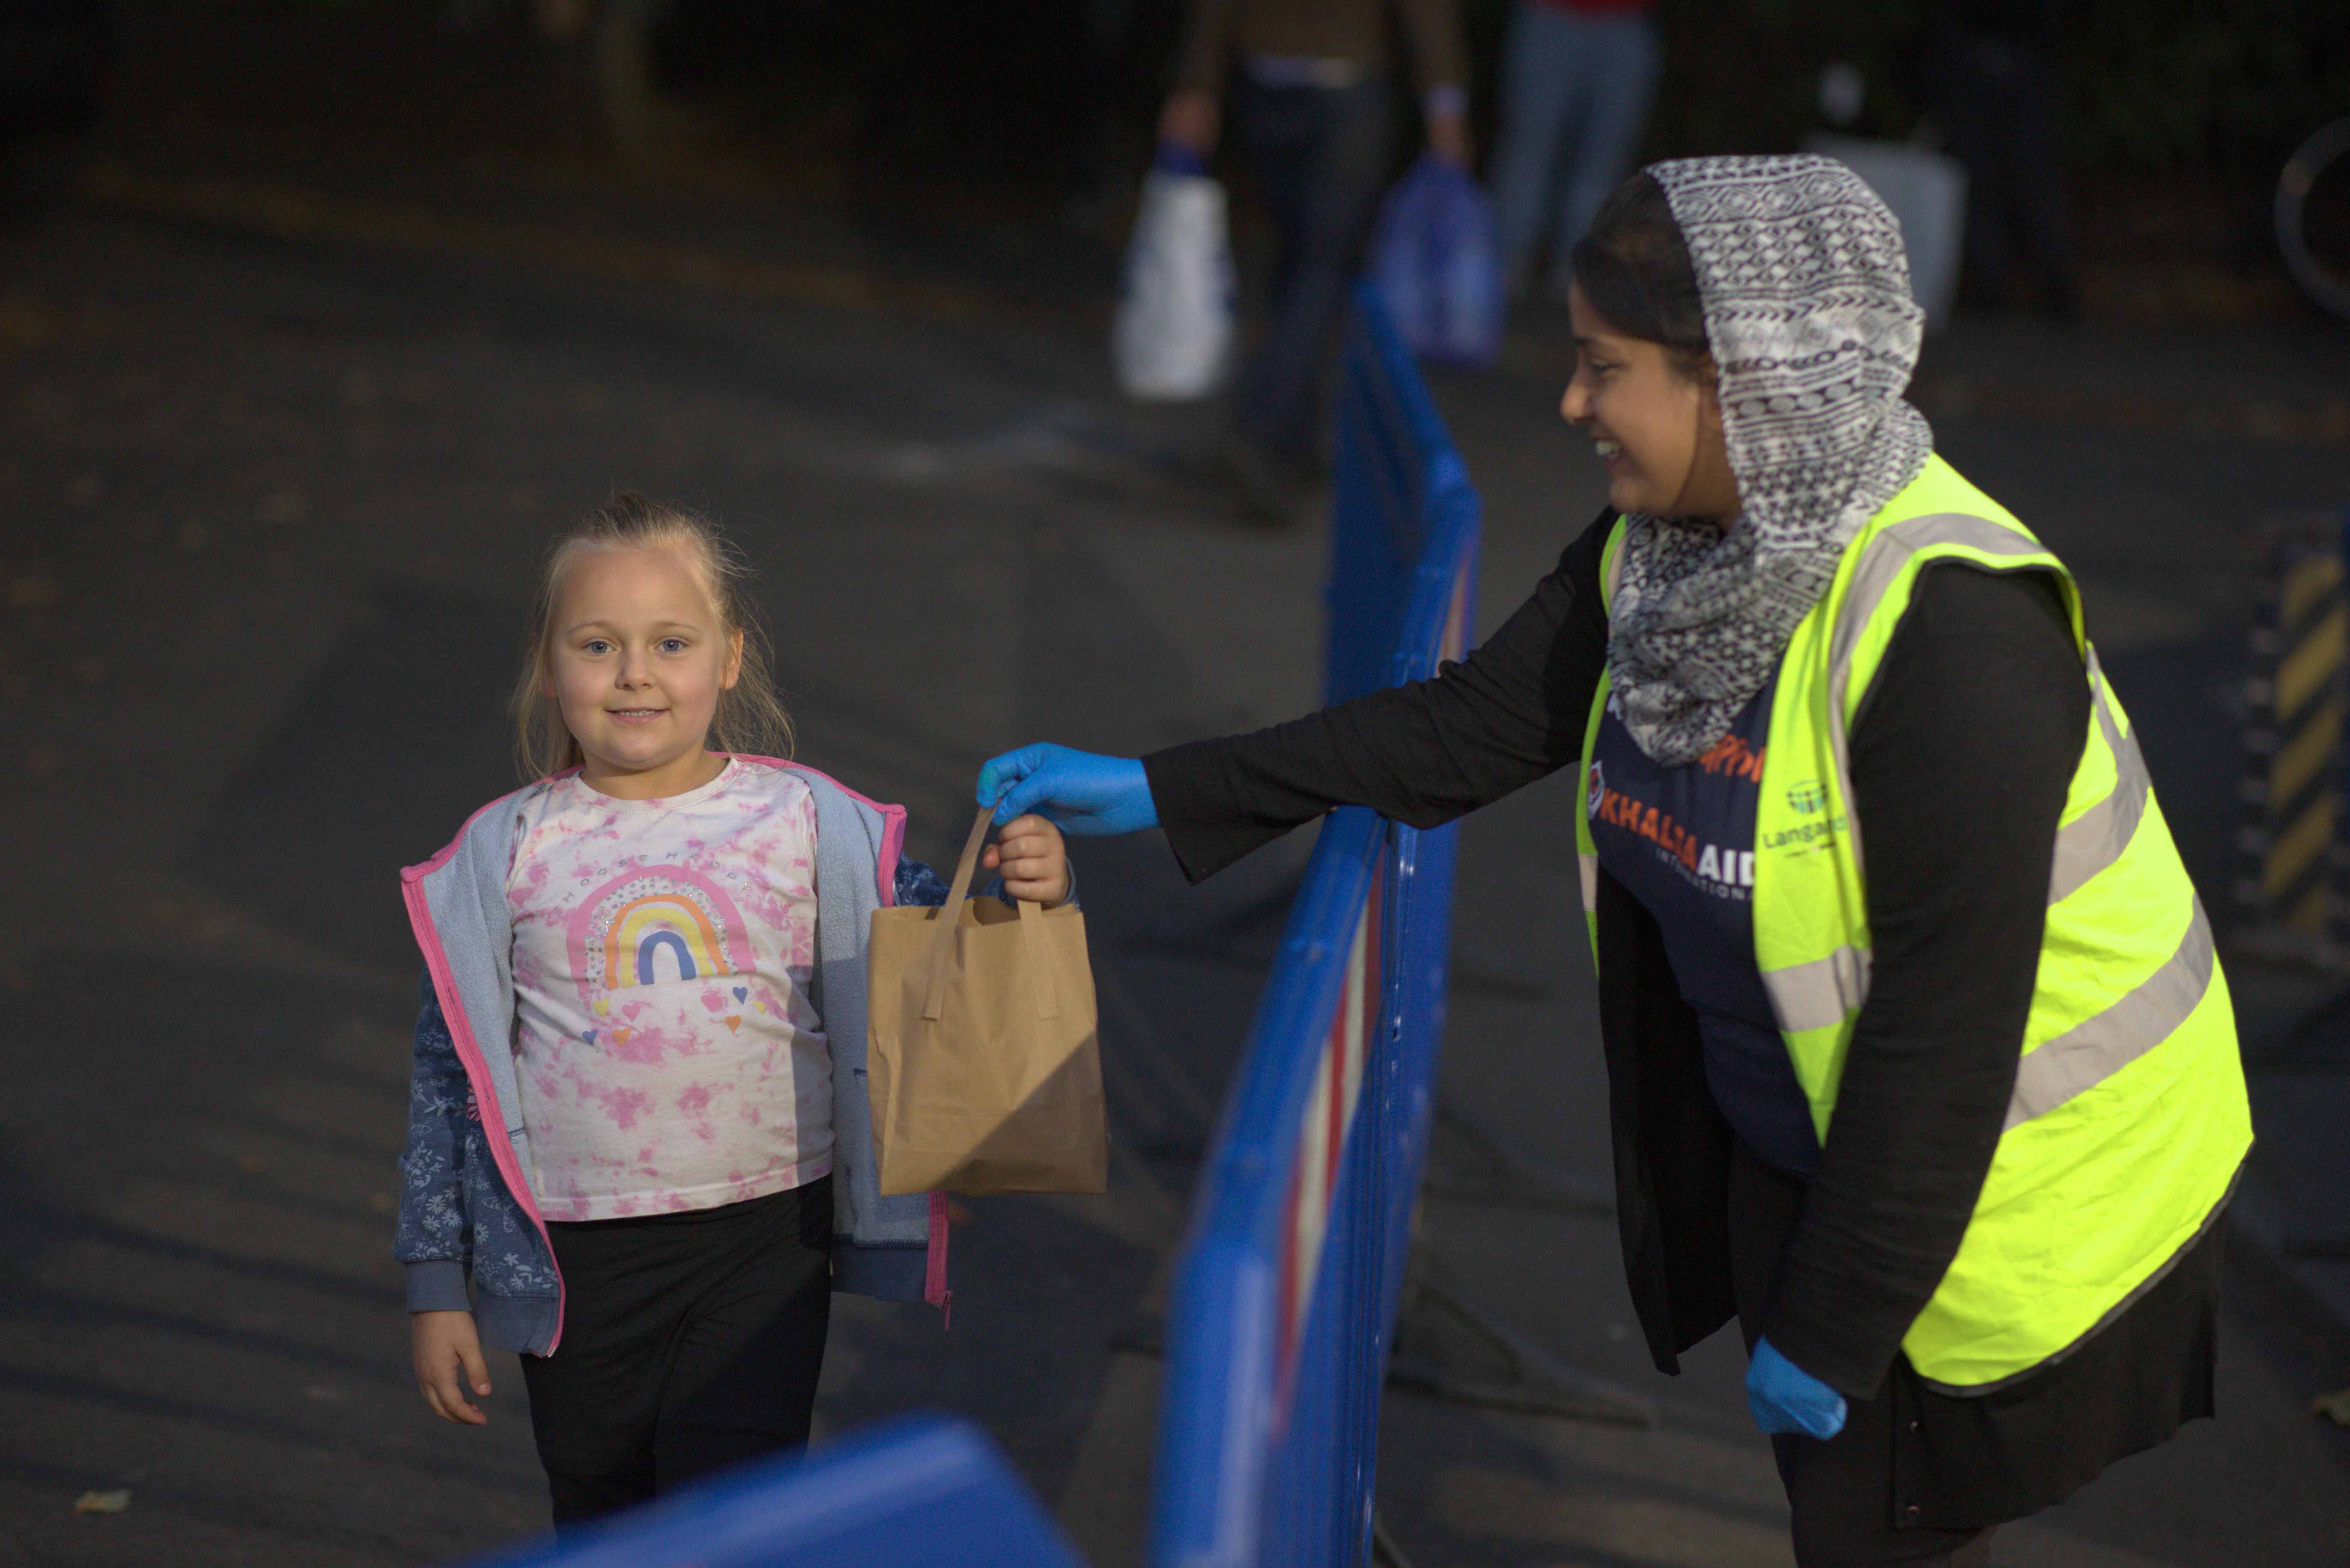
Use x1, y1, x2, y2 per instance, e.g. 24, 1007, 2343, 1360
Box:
401, 782, 569, 1353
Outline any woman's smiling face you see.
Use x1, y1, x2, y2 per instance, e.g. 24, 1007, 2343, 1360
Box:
1560, 282, 1739, 521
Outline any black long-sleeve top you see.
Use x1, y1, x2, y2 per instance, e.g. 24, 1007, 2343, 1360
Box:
1142, 509, 2087, 1398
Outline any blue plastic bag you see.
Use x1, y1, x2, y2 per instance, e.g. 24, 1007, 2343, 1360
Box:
1367, 155, 1504, 367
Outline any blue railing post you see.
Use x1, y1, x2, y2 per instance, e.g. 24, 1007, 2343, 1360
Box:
1148, 282, 1481, 1568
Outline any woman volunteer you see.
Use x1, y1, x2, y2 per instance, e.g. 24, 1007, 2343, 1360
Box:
978, 156, 2250, 1567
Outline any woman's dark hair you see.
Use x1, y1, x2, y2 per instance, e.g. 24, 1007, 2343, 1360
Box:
1570, 172, 1711, 377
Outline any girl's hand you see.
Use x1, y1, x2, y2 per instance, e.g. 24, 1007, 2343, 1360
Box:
413, 1309, 492, 1425
984, 814, 1071, 906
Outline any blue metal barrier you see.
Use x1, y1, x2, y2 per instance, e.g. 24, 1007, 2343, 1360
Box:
455, 1415, 1088, 1568
1148, 283, 1480, 1568
1326, 284, 1479, 706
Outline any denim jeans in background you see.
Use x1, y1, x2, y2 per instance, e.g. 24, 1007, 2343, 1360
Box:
1231, 77, 1396, 471
1488, 1, 1660, 296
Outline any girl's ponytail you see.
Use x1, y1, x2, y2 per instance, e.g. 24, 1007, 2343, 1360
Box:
511, 493, 793, 781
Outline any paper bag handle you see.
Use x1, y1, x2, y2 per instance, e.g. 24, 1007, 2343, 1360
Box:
921, 807, 1066, 1023
1016, 897, 1062, 1021
922, 808, 996, 1021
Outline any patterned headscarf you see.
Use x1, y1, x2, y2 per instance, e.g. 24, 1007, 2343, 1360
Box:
1606, 155, 1935, 767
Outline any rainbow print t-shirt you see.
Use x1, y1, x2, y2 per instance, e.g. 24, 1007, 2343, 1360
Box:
505, 760, 830, 1219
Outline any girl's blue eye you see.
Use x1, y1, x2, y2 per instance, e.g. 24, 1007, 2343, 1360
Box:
583, 639, 611, 655
659, 638, 686, 653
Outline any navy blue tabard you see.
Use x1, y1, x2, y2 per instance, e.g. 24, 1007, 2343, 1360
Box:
1587, 677, 1821, 1175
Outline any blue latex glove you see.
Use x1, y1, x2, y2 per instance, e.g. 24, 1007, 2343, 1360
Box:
978, 744, 1158, 835
1746, 1338, 1847, 1440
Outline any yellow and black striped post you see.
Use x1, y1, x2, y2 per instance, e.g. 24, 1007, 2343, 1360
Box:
2237, 518, 2350, 963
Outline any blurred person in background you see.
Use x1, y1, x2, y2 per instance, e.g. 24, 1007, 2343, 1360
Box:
1158, 0, 1472, 522
1920, 0, 2076, 316
1487, 0, 1660, 303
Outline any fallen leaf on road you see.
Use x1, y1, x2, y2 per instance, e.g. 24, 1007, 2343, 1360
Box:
73, 1490, 131, 1514
2313, 1388, 2350, 1425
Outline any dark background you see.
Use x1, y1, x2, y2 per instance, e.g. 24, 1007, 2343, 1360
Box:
19, 0, 2348, 318
3, 3, 2349, 1566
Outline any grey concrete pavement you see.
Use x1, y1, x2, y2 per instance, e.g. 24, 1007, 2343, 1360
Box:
5, 123, 2350, 1568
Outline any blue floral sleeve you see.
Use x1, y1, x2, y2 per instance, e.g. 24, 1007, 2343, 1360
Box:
396, 975, 474, 1281
893, 858, 1071, 909
894, 858, 953, 907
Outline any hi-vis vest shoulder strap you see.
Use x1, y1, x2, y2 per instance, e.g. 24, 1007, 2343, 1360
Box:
1574, 456, 2250, 1392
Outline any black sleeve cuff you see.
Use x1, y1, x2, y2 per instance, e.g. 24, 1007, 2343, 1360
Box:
1142, 743, 1303, 885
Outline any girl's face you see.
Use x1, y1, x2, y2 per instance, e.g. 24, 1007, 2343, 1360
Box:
1561, 283, 1739, 522
544, 546, 743, 800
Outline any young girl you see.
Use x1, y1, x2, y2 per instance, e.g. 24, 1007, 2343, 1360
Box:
396, 494, 1069, 1528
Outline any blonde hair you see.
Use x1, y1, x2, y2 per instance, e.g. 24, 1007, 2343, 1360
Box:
511, 492, 793, 781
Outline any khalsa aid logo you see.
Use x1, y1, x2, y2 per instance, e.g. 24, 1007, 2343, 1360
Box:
1588, 762, 1753, 893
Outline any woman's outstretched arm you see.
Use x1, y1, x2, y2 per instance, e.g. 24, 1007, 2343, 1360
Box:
1141, 510, 1613, 882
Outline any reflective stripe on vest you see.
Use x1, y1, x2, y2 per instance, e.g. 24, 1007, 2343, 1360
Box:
1572, 455, 2250, 1391
2048, 654, 2150, 905
1824, 511, 2054, 877
2006, 899, 2216, 1130
1761, 943, 1869, 1036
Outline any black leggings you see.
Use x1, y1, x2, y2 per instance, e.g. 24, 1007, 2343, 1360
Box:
1727, 1142, 1994, 1568
521, 1177, 832, 1530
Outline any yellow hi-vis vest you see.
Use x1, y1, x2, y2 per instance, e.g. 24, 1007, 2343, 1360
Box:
1572, 454, 2251, 1392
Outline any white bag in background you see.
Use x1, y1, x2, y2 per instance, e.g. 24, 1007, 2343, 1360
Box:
1112, 168, 1236, 401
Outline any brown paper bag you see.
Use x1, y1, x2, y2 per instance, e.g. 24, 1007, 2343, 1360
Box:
867, 809, 1106, 1196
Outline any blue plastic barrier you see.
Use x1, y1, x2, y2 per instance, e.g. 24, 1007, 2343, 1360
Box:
1325, 285, 1478, 706
453, 1415, 1088, 1568
1148, 283, 1479, 1568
